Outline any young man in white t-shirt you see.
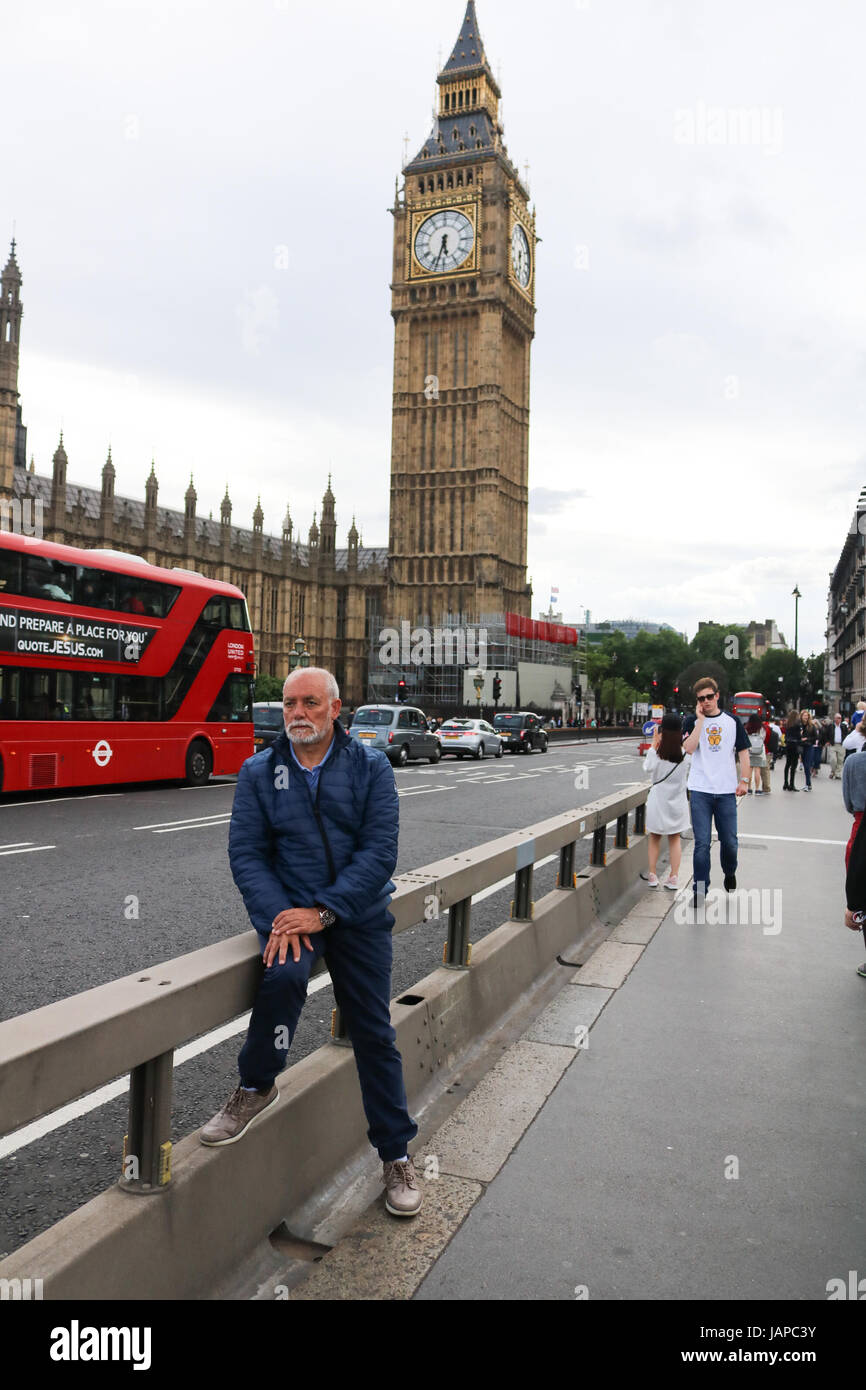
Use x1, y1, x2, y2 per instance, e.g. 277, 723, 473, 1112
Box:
681, 677, 751, 901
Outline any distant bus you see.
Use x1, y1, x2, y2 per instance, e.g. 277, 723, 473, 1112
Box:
731, 690, 768, 726
0, 532, 255, 793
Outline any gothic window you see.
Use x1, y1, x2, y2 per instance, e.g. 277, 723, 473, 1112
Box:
418, 179, 424, 193
447, 173, 453, 188
458, 90, 463, 107
428, 177, 434, 191
472, 88, 477, 104
469, 125, 476, 138
437, 175, 444, 190
456, 172, 463, 186
452, 128, 459, 141
467, 171, 473, 184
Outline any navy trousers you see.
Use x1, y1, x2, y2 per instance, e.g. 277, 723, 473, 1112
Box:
237, 915, 417, 1162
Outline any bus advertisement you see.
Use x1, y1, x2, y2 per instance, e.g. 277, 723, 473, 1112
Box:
0, 532, 255, 793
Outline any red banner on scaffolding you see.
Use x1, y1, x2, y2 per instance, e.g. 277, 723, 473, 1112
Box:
506, 613, 578, 646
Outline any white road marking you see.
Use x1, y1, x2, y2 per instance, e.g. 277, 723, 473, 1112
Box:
0, 842, 37, 850
0, 794, 123, 808
134, 813, 232, 831
738, 833, 847, 847
153, 819, 232, 835
397, 786, 455, 798
0, 843, 55, 856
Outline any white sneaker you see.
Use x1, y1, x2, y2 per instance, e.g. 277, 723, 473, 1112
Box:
663, 874, 679, 890
640, 871, 659, 887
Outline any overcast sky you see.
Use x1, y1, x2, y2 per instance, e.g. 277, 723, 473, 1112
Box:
5, 0, 864, 659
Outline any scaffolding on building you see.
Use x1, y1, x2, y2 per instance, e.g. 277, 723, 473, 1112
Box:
365, 611, 583, 716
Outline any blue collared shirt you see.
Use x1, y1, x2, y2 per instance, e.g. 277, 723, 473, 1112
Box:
288, 732, 335, 798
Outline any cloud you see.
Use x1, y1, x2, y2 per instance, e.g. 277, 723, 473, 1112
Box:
529, 488, 589, 514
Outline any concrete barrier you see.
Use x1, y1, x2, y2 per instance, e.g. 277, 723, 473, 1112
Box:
0, 792, 648, 1298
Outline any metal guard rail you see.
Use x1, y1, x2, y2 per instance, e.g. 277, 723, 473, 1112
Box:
0, 784, 648, 1192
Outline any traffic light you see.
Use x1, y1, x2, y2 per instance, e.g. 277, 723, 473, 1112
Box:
673, 685, 679, 696
493, 674, 502, 703
397, 679, 407, 703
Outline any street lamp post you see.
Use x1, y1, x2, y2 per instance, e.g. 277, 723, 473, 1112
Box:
289, 637, 311, 672
792, 585, 801, 656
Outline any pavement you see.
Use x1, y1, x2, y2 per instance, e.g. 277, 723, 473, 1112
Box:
283, 758, 866, 1301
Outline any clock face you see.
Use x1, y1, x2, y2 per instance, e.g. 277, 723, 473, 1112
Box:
511, 223, 531, 288
414, 209, 475, 274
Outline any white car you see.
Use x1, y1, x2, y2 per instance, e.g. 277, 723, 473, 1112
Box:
436, 718, 504, 760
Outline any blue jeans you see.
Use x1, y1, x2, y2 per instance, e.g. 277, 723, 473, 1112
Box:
802, 748, 814, 787
237, 915, 418, 1162
689, 790, 739, 893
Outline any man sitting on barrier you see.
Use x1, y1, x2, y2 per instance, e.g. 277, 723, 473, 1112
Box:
199, 666, 422, 1218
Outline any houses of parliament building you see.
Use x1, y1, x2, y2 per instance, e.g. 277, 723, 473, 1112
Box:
0, 3, 536, 708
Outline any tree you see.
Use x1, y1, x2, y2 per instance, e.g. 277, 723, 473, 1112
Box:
689, 622, 752, 692
255, 673, 284, 701
675, 658, 730, 704
746, 649, 804, 710
631, 629, 691, 704
586, 632, 633, 714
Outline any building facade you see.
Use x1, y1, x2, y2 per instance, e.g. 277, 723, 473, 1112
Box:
828, 488, 866, 712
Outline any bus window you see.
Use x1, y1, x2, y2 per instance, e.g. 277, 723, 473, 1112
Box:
75, 674, 115, 721
116, 674, 161, 721
54, 671, 73, 719
0, 547, 21, 595
0, 666, 19, 718
207, 675, 254, 722
115, 575, 179, 618
226, 598, 250, 631
77, 568, 116, 610
21, 670, 55, 720
201, 597, 250, 631
23, 556, 76, 603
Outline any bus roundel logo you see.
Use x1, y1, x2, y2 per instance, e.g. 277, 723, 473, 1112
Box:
92, 740, 114, 768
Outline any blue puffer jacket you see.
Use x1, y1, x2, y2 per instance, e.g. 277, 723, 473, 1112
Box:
228, 721, 399, 932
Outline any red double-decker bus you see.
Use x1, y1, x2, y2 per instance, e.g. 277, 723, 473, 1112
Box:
0, 532, 255, 793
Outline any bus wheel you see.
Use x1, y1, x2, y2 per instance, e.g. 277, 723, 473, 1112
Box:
185, 740, 213, 786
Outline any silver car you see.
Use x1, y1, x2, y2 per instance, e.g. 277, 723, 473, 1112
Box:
348, 704, 441, 766
436, 718, 504, 760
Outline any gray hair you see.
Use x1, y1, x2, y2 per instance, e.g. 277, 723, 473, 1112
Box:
283, 666, 340, 701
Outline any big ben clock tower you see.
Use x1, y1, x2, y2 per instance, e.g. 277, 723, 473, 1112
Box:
388, 1, 536, 628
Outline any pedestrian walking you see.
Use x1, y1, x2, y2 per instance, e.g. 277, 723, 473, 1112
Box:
682, 677, 751, 901
745, 714, 767, 794
762, 715, 777, 792
842, 750, 866, 978
639, 713, 691, 890
200, 667, 422, 1217
783, 711, 802, 790
799, 710, 819, 791
843, 711, 866, 760
767, 717, 782, 771
824, 713, 848, 778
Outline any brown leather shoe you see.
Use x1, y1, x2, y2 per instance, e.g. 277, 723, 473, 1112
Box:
200, 1084, 277, 1146
383, 1156, 423, 1217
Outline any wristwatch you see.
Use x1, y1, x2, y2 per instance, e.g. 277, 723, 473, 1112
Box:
316, 905, 337, 928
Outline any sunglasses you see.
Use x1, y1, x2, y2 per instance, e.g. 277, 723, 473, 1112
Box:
696, 693, 716, 702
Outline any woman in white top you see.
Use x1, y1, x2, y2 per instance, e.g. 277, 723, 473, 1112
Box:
640, 713, 692, 890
